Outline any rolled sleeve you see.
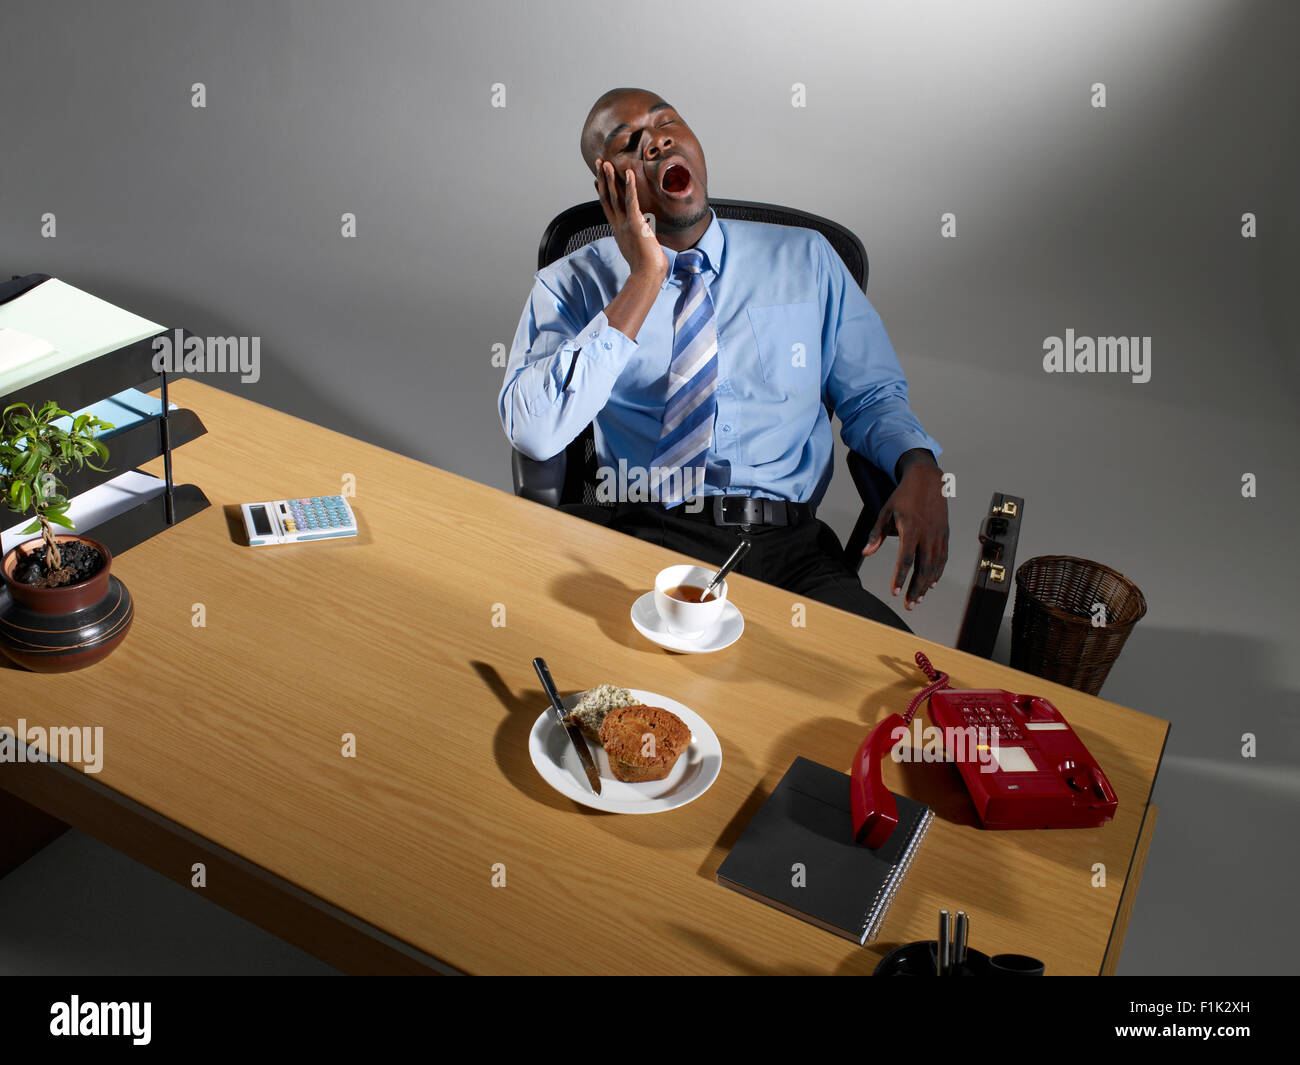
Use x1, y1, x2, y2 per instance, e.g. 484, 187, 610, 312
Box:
556, 311, 636, 390
498, 278, 638, 461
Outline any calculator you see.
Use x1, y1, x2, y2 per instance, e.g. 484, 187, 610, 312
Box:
241, 494, 358, 546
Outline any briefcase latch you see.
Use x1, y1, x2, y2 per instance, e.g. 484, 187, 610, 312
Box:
978, 560, 1007, 583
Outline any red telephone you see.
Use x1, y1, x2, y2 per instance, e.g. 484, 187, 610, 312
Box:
851, 653, 1118, 847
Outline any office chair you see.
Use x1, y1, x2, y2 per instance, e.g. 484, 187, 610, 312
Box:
510, 198, 898, 572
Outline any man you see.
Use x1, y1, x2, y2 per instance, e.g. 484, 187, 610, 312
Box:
498, 88, 948, 630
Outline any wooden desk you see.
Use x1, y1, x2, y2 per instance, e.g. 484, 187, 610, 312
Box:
0, 381, 1168, 975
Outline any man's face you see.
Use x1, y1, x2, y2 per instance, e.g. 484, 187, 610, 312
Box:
585, 92, 710, 233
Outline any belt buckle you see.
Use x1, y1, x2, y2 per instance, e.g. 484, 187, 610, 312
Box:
713, 495, 755, 529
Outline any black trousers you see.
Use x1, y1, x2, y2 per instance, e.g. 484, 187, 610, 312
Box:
561, 501, 911, 633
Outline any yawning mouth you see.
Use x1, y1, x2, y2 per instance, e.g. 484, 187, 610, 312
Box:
660, 162, 692, 196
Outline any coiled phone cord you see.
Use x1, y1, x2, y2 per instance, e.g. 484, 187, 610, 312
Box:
902, 651, 951, 726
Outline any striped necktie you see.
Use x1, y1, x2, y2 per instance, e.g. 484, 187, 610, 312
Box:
650, 248, 718, 506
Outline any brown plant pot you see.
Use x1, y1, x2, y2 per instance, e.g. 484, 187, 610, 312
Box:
0, 534, 134, 672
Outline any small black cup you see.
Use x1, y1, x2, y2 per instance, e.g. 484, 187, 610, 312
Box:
989, 952, 1045, 976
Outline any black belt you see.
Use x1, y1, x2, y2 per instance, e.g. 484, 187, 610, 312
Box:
662, 495, 814, 530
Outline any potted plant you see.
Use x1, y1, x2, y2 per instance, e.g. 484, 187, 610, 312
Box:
0, 400, 134, 672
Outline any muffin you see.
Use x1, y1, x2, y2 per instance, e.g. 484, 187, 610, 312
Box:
598, 704, 692, 782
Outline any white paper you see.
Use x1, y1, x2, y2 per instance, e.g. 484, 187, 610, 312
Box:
0, 327, 56, 375
2, 470, 166, 556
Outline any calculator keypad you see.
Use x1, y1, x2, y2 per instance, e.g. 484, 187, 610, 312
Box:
288, 495, 353, 533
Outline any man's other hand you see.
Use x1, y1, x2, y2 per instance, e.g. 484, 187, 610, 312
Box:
862, 450, 949, 610
594, 157, 668, 281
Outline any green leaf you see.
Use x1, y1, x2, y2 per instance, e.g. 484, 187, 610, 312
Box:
21, 519, 41, 534
1, 398, 112, 504
44, 510, 75, 529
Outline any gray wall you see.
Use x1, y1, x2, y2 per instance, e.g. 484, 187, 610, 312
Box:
2, 0, 1297, 974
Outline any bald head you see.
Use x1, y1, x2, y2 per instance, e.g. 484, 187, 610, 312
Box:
580, 87, 669, 172
578, 86, 711, 249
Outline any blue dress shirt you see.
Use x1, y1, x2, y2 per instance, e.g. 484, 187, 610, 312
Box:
499, 208, 941, 503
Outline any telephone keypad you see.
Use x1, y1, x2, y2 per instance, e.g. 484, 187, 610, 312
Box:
958, 705, 1024, 741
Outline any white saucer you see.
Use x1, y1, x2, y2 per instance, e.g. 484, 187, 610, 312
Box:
528, 690, 722, 814
629, 591, 744, 654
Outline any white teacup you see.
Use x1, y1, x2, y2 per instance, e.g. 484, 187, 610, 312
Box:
654, 564, 728, 639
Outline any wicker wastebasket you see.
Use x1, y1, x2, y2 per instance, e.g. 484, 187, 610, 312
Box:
1009, 556, 1147, 696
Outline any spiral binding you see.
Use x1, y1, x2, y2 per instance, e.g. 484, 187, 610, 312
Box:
862, 805, 936, 944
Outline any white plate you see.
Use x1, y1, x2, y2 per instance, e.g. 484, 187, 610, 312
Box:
528, 689, 722, 814
629, 591, 744, 654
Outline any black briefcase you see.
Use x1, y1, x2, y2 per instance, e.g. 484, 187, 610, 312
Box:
956, 492, 1024, 659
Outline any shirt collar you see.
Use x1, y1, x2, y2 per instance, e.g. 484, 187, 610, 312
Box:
662, 208, 724, 286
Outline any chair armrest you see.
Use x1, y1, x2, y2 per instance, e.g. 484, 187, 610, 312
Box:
847, 450, 897, 520
842, 450, 898, 573
511, 447, 567, 508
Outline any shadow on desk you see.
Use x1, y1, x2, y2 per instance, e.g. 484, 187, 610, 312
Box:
222, 504, 248, 545
472, 659, 602, 816
552, 550, 909, 700
548, 558, 652, 654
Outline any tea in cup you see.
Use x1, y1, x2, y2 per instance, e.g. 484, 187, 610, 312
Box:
654, 564, 728, 638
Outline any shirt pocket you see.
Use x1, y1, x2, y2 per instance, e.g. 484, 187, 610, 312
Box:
746, 302, 822, 397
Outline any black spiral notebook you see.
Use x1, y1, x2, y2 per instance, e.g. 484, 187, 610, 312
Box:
716, 757, 934, 944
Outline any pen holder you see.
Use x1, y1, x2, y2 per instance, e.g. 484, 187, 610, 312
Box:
873, 941, 1044, 976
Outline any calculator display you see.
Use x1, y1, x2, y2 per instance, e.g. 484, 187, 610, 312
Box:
249, 505, 273, 536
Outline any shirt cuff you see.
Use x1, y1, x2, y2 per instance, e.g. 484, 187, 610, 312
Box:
873, 433, 943, 483
567, 310, 637, 382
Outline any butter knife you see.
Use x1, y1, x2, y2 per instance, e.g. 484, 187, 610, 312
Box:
533, 657, 602, 795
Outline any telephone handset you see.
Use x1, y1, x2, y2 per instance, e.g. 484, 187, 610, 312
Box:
851, 653, 1118, 847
